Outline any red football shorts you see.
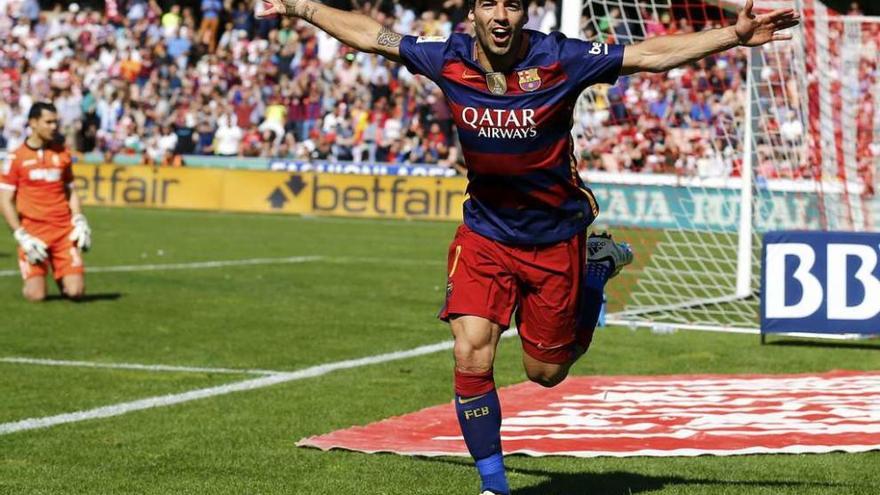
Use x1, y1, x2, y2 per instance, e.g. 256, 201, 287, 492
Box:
439, 224, 592, 364
18, 222, 85, 281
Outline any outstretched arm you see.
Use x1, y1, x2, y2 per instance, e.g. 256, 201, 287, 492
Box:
258, 0, 404, 63
621, 0, 799, 75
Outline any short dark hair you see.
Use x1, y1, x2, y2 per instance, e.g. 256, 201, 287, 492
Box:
28, 102, 57, 121
467, 0, 530, 11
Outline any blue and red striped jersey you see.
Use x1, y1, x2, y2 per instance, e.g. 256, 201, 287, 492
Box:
399, 30, 623, 245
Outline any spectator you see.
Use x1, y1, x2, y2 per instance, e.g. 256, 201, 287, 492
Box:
173, 113, 197, 157
241, 125, 262, 157
199, 0, 223, 52
230, 1, 252, 37
260, 95, 287, 144
127, 0, 149, 23
643, 9, 668, 37
779, 110, 804, 145
539, 1, 558, 34
152, 125, 178, 166
161, 4, 182, 38
214, 114, 244, 157
167, 26, 193, 69
689, 92, 713, 123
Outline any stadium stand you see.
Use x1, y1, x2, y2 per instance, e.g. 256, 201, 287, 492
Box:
0, 0, 874, 188
1, 0, 506, 169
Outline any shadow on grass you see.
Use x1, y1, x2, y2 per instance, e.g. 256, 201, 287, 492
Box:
44, 292, 124, 303
416, 457, 855, 494
765, 338, 880, 351
509, 468, 853, 495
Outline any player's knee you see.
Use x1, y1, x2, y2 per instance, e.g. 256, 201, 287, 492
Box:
63, 285, 85, 301
453, 341, 493, 373
22, 286, 46, 302
65, 288, 84, 301
526, 368, 568, 388
61, 277, 85, 301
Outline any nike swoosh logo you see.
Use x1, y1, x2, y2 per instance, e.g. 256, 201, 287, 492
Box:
458, 394, 487, 404
461, 70, 483, 81
536, 342, 567, 350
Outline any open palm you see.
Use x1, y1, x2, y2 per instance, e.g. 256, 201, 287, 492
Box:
735, 0, 800, 47
257, 0, 288, 18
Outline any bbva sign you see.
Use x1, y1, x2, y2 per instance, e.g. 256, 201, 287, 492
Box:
761, 231, 880, 335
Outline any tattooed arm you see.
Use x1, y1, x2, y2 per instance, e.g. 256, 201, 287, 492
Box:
259, 0, 404, 63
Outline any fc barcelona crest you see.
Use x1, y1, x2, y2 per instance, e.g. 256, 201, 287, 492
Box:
486, 72, 507, 95
518, 68, 542, 92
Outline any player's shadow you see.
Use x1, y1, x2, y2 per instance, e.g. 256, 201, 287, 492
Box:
508, 467, 851, 495
416, 458, 852, 494
44, 292, 123, 303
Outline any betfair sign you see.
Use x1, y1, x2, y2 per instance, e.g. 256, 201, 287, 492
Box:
72, 164, 466, 221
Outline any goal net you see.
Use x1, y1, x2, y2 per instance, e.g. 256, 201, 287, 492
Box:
573, 0, 879, 330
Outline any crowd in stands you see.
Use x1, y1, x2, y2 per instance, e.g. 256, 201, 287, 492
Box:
575, 42, 753, 179
0, 0, 875, 188
0, 0, 503, 167
576, 2, 876, 192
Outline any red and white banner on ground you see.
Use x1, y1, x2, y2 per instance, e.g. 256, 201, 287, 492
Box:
298, 371, 880, 457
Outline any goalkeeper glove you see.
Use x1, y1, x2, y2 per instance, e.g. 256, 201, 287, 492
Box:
14, 228, 48, 264
69, 214, 91, 251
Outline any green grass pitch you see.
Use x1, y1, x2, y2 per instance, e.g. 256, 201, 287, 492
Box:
1, 207, 878, 494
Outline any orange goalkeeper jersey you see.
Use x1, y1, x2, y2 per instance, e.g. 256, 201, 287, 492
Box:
0, 142, 74, 227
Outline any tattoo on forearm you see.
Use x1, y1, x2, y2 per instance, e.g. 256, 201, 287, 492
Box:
283, 0, 318, 22
377, 26, 402, 48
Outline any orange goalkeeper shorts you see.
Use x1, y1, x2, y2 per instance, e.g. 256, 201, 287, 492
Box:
17, 223, 85, 281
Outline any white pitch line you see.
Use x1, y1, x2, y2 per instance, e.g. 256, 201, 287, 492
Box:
0, 339, 457, 436
0, 374, 297, 436
0, 255, 324, 277
0, 255, 443, 277
328, 256, 444, 266
0, 357, 283, 376
4, 324, 514, 378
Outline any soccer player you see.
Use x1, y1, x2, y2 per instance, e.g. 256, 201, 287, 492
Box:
1, 102, 92, 302
257, 1, 798, 493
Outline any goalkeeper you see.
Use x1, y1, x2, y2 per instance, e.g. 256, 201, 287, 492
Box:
0, 102, 91, 302
257, 0, 798, 493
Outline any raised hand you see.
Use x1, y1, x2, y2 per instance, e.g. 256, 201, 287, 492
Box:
735, 0, 800, 47
257, 0, 317, 22
257, 0, 286, 18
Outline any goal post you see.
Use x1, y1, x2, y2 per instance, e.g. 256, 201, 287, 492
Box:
569, 0, 879, 331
